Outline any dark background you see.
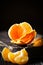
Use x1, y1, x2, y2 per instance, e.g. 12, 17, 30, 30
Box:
0, 1, 43, 34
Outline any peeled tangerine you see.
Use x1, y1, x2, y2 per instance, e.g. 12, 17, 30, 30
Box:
1, 47, 10, 61
8, 24, 26, 43
8, 22, 36, 44
8, 49, 29, 65
21, 30, 36, 44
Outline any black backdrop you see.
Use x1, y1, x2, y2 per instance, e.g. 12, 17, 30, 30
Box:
0, 1, 43, 35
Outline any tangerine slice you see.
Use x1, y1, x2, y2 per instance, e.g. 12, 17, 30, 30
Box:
8, 49, 28, 64
14, 49, 29, 65
8, 51, 20, 63
8, 52, 15, 63
20, 30, 36, 44
1, 47, 10, 61
8, 24, 25, 42
21, 48, 28, 56
20, 22, 33, 34
33, 38, 43, 47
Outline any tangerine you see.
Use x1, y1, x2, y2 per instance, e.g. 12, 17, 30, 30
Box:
2, 47, 10, 61
8, 22, 36, 44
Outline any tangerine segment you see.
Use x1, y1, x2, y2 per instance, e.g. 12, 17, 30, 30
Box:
8, 52, 15, 63
21, 30, 36, 44
15, 49, 29, 65
14, 51, 21, 57
8, 24, 25, 41
8, 51, 20, 63
33, 38, 43, 47
20, 22, 33, 34
8, 49, 28, 64
1, 47, 10, 61
21, 48, 28, 56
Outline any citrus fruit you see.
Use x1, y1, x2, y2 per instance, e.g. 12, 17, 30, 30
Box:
8, 22, 36, 44
8, 52, 15, 63
8, 24, 25, 42
8, 51, 20, 63
21, 30, 36, 44
1, 47, 10, 61
14, 48, 29, 65
8, 48, 29, 64
21, 48, 29, 56
20, 22, 33, 34
33, 37, 43, 47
